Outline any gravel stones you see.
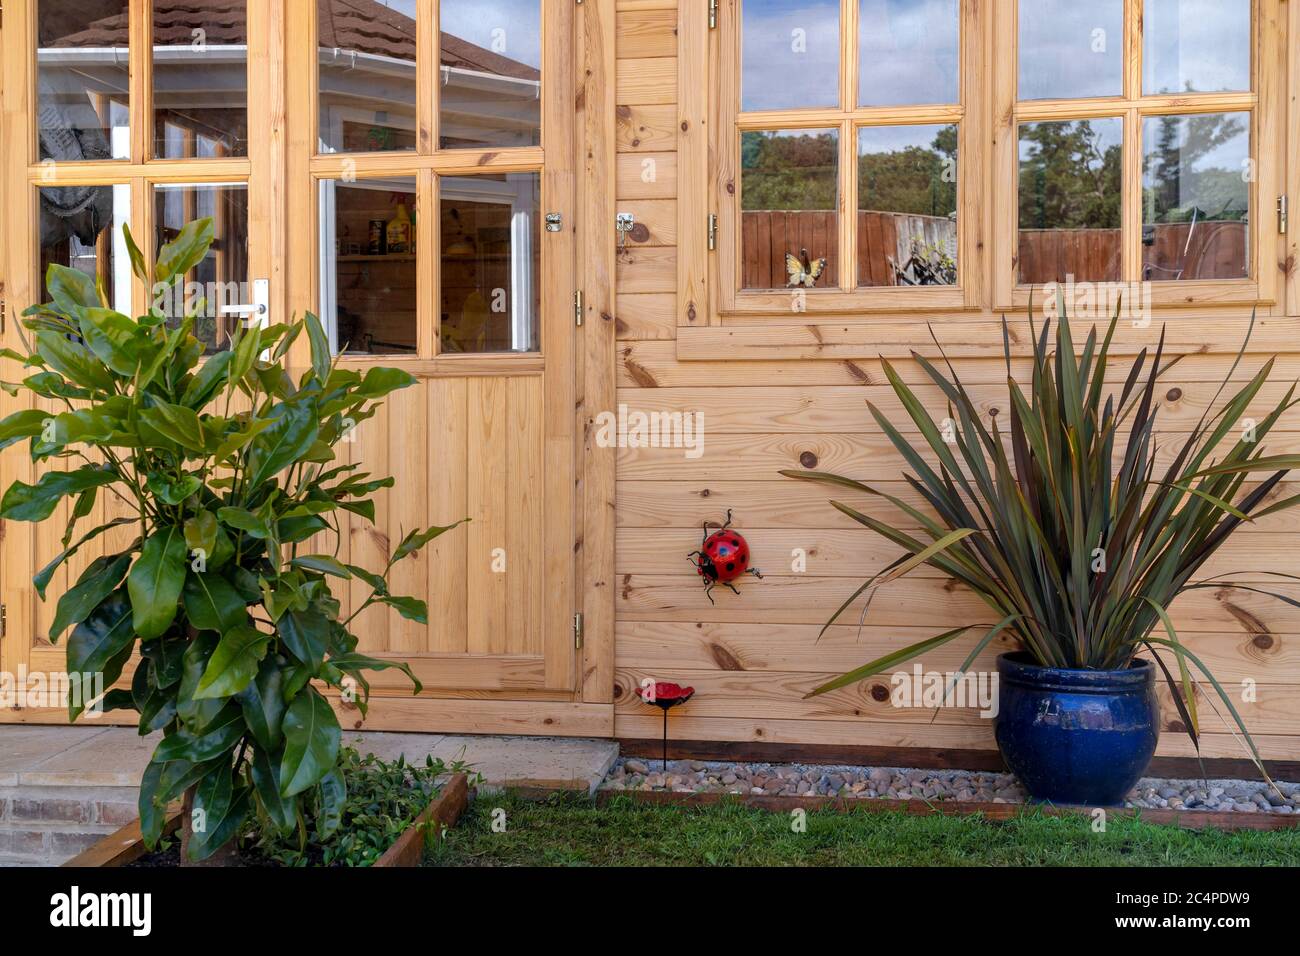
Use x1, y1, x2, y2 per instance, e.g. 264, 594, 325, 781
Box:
600, 759, 1299, 814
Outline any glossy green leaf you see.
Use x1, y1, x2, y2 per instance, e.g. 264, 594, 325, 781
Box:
65, 590, 137, 720
188, 774, 251, 863
154, 218, 215, 285
279, 606, 328, 671
304, 310, 332, 384
250, 745, 298, 835
194, 625, 268, 699
175, 633, 227, 734
138, 401, 206, 452
0, 408, 52, 452
45, 263, 99, 313
128, 526, 188, 640
0, 467, 117, 523
246, 400, 319, 487
34, 330, 115, 392
49, 552, 133, 641
237, 657, 286, 751
279, 688, 341, 797
317, 768, 347, 839
77, 307, 151, 376
182, 572, 249, 635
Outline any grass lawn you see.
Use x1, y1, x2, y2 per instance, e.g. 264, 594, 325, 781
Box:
426, 792, 1300, 867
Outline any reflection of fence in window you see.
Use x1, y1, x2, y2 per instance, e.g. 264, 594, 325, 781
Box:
1015, 222, 1247, 285
741, 210, 957, 289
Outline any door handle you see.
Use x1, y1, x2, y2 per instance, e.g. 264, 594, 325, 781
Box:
218, 279, 270, 323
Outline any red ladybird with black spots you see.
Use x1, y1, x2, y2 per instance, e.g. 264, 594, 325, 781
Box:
687, 510, 763, 602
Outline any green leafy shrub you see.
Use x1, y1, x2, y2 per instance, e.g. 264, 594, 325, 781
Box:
782, 302, 1300, 773
0, 219, 464, 860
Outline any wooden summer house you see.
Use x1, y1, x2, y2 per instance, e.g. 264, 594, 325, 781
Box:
1, 0, 1299, 770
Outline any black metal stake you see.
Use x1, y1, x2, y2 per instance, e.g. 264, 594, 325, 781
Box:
662, 708, 669, 771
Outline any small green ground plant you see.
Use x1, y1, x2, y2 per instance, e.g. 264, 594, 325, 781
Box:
0, 219, 463, 861
244, 746, 473, 866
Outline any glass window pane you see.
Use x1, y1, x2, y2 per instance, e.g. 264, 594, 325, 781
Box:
1018, 118, 1123, 284
857, 124, 957, 287
858, 0, 959, 107
153, 0, 248, 158
39, 184, 132, 314
320, 177, 418, 355
1143, 0, 1251, 95
1018, 0, 1123, 100
439, 0, 541, 150
154, 183, 250, 353
740, 129, 839, 291
440, 173, 540, 353
37, 0, 131, 161
317, 0, 416, 152
741, 0, 840, 112
1142, 112, 1250, 282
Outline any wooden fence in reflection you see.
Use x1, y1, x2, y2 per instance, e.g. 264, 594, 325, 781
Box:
740, 210, 1248, 288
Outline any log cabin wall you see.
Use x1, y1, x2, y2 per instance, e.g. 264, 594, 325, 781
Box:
610, 0, 1300, 764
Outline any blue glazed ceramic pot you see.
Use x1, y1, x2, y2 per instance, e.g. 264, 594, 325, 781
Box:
994, 651, 1160, 806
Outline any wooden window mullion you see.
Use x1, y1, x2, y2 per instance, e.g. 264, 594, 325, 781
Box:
131, 0, 153, 164
839, 118, 855, 291
420, 0, 437, 154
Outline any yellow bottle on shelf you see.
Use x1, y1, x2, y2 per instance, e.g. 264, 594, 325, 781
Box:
387, 203, 412, 255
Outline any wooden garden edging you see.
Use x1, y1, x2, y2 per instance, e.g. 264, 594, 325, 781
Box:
373, 773, 470, 867
597, 788, 1300, 833
64, 773, 470, 867
63, 806, 185, 868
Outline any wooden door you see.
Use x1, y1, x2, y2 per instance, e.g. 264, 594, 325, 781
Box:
280, 0, 598, 733
0, 0, 283, 719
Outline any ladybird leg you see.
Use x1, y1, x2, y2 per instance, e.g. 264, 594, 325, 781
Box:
747, 567, 764, 579
721, 508, 733, 531
724, 582, 741, 596
703, 581, 717, 605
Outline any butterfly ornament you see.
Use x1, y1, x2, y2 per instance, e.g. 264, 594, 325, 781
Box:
785, 248, 827, 288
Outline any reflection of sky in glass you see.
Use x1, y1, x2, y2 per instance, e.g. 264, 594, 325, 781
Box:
1142, 113, 1249, 219
858, 0, 958, 106
441, 0, 541, 69
858, 123, 953, 156
1019, 0, 1123, 100
1143, 0, 1250, 94
742, 0, 840, 111
1017, 117, 1123, 163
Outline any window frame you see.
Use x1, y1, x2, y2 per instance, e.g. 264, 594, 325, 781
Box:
706, 0, 987, 318
16, 0, 268, 323
689, 0, 1288, 339
300, 0, 556, 366
992, 0, 1285, 312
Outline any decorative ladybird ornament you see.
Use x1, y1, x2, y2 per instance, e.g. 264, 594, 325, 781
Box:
687, 510, 763, 603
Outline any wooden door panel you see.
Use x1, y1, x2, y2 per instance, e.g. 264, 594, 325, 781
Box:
334, 372, 565, 688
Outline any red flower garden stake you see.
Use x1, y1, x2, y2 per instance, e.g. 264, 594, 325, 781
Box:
638, 682, 695, 771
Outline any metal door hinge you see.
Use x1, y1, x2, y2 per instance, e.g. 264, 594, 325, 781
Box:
0, 294, 6, 336
545, 212, 563, 233
707, 214, 718, 251
709, 0, 718, 29
573, 612, 584, 649
574, 289, 584, 326
1, 604, 7, 641
1279, 195, 1289, 235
